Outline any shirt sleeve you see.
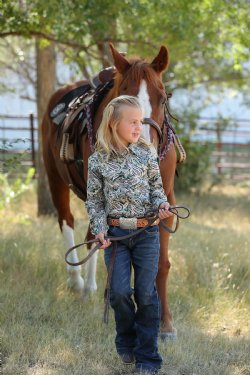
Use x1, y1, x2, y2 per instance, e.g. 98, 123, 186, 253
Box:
147, 153, 168, 209
85, 155, 109, 235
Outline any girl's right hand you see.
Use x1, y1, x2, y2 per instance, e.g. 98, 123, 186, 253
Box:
95, 232, 111, 249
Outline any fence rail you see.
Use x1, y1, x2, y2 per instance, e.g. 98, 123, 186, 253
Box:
0, 113, 37, 175
0, 114, 250, 180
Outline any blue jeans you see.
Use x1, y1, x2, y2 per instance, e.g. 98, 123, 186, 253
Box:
104, 225, 162, 373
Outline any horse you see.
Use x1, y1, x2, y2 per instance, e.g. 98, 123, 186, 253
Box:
42, 43, 178, 338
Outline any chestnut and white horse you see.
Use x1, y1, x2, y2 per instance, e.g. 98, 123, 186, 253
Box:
42, 43, 177, 337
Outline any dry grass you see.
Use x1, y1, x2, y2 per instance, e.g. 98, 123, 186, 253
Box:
0, 182, 250, 375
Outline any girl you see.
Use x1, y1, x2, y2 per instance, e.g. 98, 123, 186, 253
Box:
86, 95, 172, 374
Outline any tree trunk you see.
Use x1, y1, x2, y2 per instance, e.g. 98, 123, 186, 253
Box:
36, 40, 56, 216
97, 41, 111, 68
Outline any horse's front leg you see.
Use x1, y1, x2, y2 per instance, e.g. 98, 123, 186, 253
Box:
157, 216, 177, 340
62, 220, 85, 293
157, 143, 177, 339
83, 226, 98, 294
63, 221, 98, 294
43, 145, 85, 293
84, 246, 98, 294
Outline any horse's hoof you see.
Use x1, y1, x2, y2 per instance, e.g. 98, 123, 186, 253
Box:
160, 330, 177, 341
67, 275, 84, 292
84, 282, 97, 295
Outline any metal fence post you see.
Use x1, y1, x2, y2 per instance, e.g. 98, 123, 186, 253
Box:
29, 113, 36, 172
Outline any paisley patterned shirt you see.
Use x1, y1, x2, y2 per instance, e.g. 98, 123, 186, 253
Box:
86, 142, 167, 235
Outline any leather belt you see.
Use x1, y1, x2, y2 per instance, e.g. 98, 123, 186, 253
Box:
107, 216, 160, 229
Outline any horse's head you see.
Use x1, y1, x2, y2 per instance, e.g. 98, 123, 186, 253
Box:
110, 43, 169, 150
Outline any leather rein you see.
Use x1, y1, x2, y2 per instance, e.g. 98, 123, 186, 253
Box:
65, 205, 190, 267
65, 205, 190, 323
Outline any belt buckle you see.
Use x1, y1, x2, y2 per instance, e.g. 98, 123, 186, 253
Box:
119, 217, 137, 229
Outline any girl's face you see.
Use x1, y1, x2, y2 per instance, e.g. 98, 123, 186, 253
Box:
115, 105, 143, 147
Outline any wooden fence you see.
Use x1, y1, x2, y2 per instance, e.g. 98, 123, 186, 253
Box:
0, 114, 249, 180
0, 114, 37, 176
193, 117, 250, 180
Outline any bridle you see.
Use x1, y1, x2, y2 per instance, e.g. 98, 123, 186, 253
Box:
142, 95, 175, 147
143, 117, 163, 142
143, 99, 186, 163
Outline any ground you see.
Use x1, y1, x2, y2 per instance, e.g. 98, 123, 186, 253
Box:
0, 182, 250, 375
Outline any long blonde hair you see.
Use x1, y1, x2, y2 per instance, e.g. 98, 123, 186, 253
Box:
96, 95, 149, 155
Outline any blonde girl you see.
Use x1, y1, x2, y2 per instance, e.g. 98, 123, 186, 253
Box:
86, 95, 172, 374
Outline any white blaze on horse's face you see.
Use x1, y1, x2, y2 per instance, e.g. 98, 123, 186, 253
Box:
137, 80, 152, 143
137, 80, 157, 155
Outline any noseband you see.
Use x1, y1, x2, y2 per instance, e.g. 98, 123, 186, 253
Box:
142, 100, 171, 143
143, 117, 163, 142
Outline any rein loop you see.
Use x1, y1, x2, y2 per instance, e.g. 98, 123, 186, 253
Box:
65, 205, 190, 267
65, 205, 190, 323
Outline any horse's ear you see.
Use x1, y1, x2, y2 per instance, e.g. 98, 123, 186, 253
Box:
109, 43, 131, 74
151, 46, 169, 73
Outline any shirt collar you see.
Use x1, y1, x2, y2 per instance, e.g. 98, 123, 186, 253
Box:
128, 142, 143, 156
109, 142, 144, 158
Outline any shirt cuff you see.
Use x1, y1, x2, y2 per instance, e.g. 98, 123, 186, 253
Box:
90, 217, 109, 236
153, 198, 168, 210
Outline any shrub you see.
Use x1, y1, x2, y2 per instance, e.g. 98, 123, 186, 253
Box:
175, 138, 212, 192
0, 140, 35, 208
0, 167, 35, 209
169, 106, 212, 192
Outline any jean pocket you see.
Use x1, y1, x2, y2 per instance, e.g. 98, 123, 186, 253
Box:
107, 226, 116, 236
108, 225, 125, 237
144, 225, 159, 236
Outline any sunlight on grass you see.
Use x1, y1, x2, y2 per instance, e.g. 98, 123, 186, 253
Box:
1, 182, 249, 375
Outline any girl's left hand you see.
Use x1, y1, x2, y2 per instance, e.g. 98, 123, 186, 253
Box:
158, 202, 173, 219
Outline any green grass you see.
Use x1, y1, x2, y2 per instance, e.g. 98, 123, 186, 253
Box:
1, 183, 250, 375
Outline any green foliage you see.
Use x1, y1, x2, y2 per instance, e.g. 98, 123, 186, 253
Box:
0, 0, 249, 89
0, 139, 31, 171
0, 167, 35, 209
0, 140, 35, 208
0, 0, 249, 193
170, 105, 212, 191
176, 140, 212, 192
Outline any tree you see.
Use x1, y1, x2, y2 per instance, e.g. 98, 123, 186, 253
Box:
1, 0, 249, 87
0, 0, 249, 199
36, 40, 56, 215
